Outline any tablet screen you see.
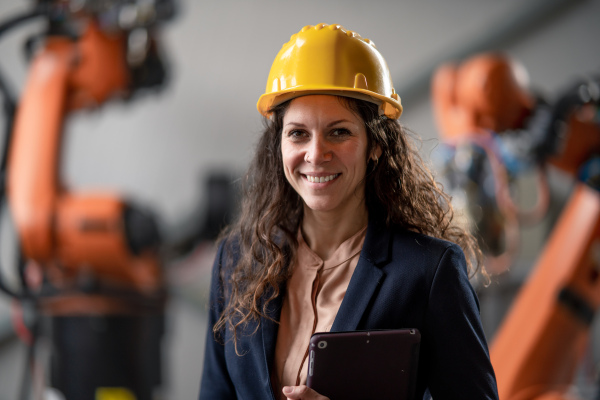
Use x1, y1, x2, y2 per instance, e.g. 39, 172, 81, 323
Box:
307, 329, 420, 399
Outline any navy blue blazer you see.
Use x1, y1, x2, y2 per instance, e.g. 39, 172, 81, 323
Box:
199, 215, 499, 399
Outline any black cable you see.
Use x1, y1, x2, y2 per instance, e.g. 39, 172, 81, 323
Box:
0, 196, 29, 300
0, 7, 50, 302
0, 65, 16, 172
17, 300, 39, 400
0, 7, 48, 38
16, 251, 29, 296
0, 260, 29, 299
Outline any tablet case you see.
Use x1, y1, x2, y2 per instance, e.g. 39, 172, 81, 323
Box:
307, 329, 420, 400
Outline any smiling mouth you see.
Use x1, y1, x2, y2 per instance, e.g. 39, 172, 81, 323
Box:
304, 173, 340, 183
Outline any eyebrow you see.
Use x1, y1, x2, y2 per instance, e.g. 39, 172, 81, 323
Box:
326, 119, 352, 127
283, 119, 353, 128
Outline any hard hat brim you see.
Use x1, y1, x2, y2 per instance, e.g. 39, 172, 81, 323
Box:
257, 87, 403, 120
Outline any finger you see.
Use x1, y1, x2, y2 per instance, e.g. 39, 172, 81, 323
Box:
282, 385, 330, 400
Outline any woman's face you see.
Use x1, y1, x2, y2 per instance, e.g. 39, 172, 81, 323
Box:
281, 95, 376, 216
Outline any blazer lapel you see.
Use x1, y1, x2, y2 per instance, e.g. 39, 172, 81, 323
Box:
261, 288, 284, 397
331, 214, 391, 332
331, 257, 383, 331
261, 296, 282, 366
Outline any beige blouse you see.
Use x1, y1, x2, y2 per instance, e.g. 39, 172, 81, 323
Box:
272, 226, 367, 398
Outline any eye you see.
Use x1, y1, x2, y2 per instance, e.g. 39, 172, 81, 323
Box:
330, 128, 351, 137
286, 129, 308, 140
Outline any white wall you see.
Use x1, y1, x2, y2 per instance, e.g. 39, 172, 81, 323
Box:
5, 0, 598, 232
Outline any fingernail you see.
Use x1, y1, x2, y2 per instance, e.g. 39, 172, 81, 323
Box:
283, 386, 293, 394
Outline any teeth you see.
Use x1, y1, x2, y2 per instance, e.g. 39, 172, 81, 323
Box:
306, 174, 338, 183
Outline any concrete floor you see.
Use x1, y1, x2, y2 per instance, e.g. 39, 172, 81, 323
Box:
0, 239, 216, 400
164, 297, 208, 400
0, 296, 209, 400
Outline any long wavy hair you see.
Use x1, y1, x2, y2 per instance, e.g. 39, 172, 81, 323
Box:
214, 96, 486, 351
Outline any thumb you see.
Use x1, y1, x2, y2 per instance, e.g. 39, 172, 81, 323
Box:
283, 385, 330, 400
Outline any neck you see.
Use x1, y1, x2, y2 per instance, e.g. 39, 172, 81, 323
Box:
301, 202, 368, 261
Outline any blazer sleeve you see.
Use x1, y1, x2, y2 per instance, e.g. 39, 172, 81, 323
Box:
424, 244, 499, 399
199, 241, 238, 400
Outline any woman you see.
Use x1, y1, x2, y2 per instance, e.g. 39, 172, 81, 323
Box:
199, 23, 498, 400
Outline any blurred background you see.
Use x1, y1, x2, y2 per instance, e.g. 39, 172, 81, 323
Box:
0, 0, 599, 399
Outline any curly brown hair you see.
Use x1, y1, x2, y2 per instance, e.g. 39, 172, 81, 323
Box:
214, 96, 486, 352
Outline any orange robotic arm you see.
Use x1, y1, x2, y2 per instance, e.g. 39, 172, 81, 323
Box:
432, 53, 600, 399
0, 4, 174, 397
7, 21, 161, 293
431, 53, 549, 273
491, 107, 600, 399
1, 2, 175, 317
491, 182, 600, 399
431, 52, 535, 143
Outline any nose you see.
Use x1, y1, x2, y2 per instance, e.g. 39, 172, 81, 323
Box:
305, 136, 332, 164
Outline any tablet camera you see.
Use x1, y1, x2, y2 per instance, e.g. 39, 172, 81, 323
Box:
317, 341, 327, 349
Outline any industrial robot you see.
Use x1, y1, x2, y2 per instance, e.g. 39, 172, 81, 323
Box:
432, 53, 600, 399
0, 1, 176, 399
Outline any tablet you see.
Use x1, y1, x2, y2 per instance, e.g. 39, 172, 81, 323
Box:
306, 329, 420, 400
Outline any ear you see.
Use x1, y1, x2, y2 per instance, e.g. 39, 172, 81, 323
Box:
371, 146, 382, 161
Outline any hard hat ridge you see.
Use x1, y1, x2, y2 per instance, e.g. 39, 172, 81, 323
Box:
257, 23, 403, 119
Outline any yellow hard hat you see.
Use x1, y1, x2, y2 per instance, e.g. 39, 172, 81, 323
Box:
257, 23, 403, 119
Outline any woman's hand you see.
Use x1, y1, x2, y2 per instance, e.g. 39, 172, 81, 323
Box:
282, 385, 330, 400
